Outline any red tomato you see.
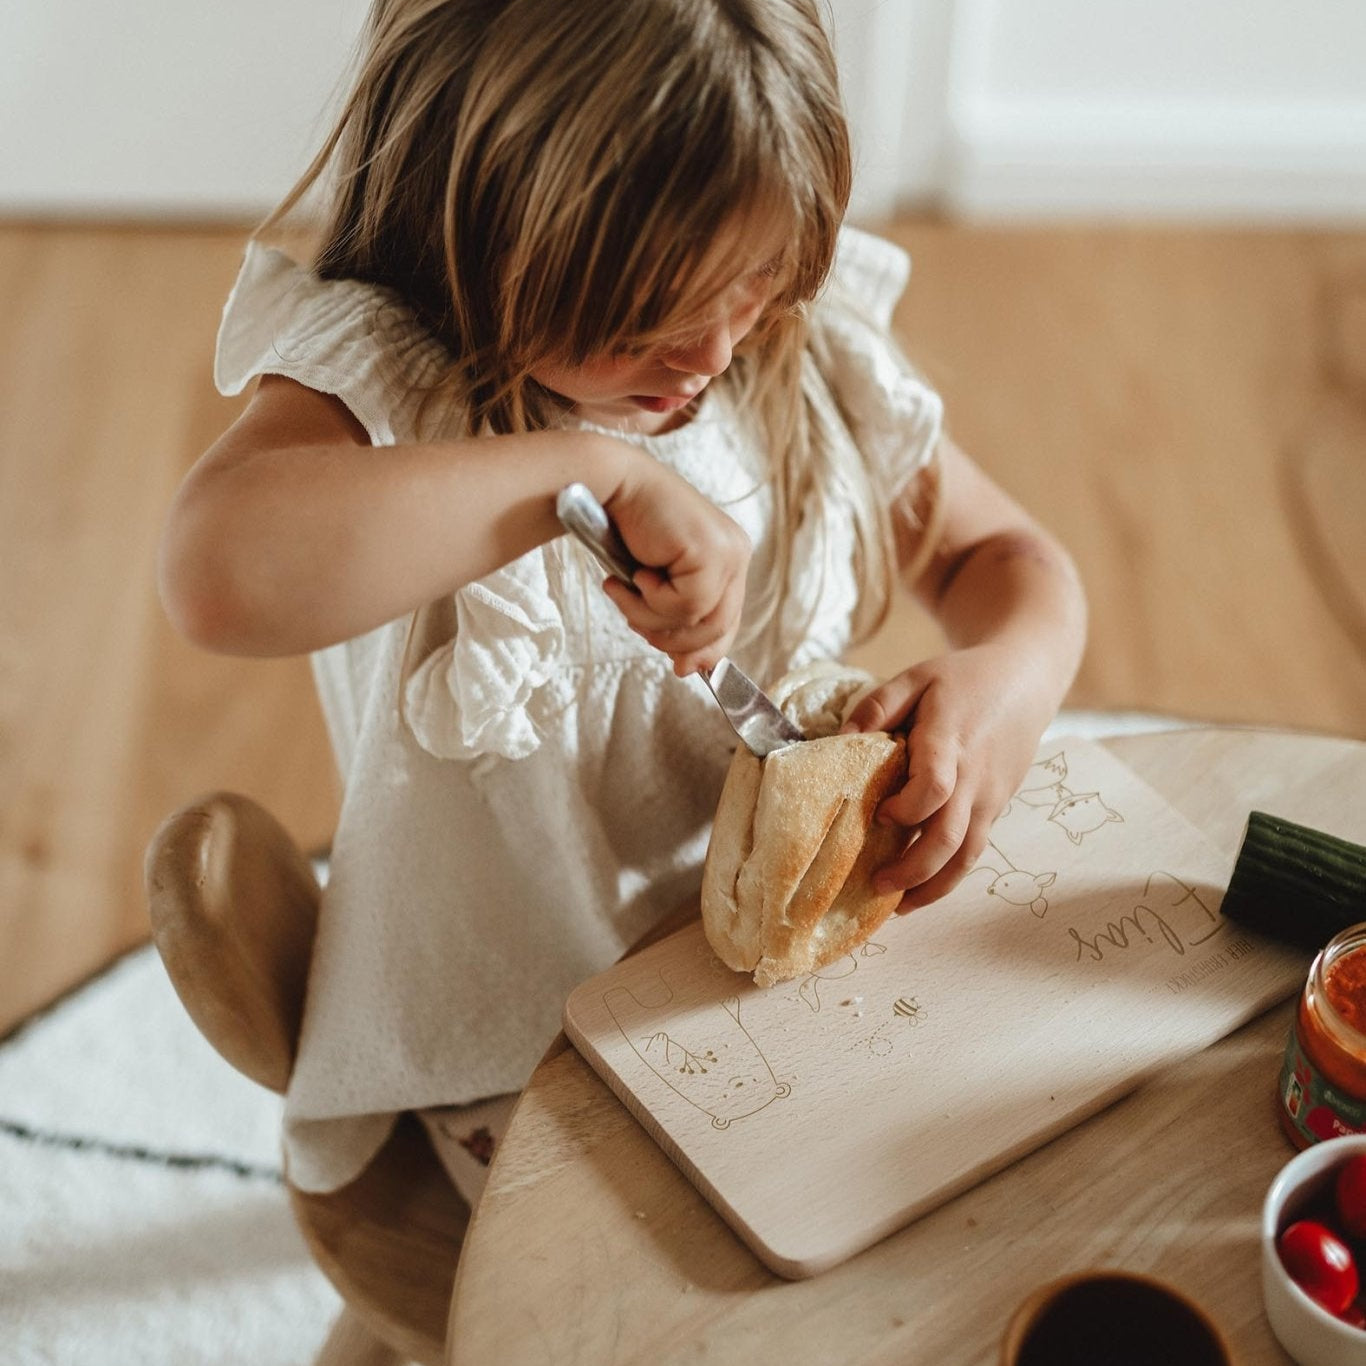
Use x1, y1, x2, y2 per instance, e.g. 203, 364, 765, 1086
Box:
1336, 1154, 1366, 1240
1340, 1302, 1366, 1330
1279, 1220, 1360, 1315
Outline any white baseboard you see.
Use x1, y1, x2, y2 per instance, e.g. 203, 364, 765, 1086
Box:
941, 100, 1366, 223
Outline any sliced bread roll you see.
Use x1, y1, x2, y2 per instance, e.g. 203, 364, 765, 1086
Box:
701, 661, 908, 986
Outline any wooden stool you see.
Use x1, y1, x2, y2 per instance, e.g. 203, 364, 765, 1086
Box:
145, 793, 468, 1366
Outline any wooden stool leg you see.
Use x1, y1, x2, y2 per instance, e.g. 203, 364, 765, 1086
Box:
312, 1307, 410, 1366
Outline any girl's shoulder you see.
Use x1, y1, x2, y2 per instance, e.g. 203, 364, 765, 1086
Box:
823, 226, 912, 332
213, 242, 456, 445
810, 226, 943, 496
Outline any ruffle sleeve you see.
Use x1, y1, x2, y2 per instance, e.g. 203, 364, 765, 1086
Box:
816, 227, 944, 500
401, 549, 571, 764
216, 242, 573, 765
213, 241, 457, 447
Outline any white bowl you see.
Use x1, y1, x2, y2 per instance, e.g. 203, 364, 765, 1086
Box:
1262, 1135, 1366, 1366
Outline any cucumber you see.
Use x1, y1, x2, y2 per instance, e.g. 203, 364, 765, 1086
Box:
1221, 811, 1366, 951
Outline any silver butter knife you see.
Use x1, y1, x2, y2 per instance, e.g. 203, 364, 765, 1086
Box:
555, 482, 804, 756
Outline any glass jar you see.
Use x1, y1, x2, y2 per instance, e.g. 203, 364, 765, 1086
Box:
1279, 922, 1366, 1149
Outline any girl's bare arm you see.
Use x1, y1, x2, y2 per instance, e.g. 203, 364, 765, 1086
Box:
843, 435, 1088, 909
905, 436, 1086, 693
159, 375, 750, 666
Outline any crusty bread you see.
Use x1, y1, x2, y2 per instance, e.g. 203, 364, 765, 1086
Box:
701, 662, 908, 986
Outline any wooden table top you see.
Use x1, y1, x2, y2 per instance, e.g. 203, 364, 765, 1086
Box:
446, 727, 1366, 1366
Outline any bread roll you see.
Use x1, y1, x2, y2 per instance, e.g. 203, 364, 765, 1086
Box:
701, 661, 908, 986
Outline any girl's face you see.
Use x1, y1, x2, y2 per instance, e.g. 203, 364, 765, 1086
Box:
531, 232, 786, 435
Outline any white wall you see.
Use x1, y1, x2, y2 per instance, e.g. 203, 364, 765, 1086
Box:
0, 0, 368, 216
3, 0, 1364, 222
871, 0, 1366, 221
830, 0, 957, 222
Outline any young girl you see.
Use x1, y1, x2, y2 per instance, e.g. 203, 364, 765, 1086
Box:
160, 0, 1086, 1201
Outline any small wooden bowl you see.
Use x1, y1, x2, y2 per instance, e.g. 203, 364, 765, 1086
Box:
1000, 1270, 1232, 1366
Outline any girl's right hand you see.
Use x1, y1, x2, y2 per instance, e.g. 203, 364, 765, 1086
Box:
600, 465, 751, 677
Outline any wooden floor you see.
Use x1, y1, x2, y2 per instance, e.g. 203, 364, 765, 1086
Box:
2, 218, 1364, 1037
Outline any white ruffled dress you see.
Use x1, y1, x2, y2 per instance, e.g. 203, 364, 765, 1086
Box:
214, 225, 943, 1192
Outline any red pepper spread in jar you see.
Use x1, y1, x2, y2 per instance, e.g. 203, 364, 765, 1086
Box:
1280, 926, 1366, 1148
1326, 950, 1366, 1034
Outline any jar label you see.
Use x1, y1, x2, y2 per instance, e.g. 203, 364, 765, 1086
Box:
1280, 1022, 1366, 1145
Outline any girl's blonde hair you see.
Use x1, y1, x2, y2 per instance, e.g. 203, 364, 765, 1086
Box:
265, 0, 919, 670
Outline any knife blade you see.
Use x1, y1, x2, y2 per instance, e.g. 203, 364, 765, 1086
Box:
555, 482, 804, 756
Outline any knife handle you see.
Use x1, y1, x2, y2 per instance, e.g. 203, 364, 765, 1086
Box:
556, 482, 642, 587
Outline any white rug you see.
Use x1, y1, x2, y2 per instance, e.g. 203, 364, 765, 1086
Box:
0, 710, 1195, 1365
0, 946, 341, 1366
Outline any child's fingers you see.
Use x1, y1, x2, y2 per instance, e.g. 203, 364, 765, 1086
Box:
888, 776, 1018, 911
667, 643, 729, 678
877, 728, 960, 830
645, 619, 738, 669
602, 563, 739, 631
873, 795, 988, 905
839, 670, 929, 735
602, 572, 664, 625
601, 578, 739, 675
635, 563, 742, 630
603, 580, 736, 647
893, 821, 992, 913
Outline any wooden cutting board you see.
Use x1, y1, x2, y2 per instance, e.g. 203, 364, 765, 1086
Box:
562, 736, 1308, 1279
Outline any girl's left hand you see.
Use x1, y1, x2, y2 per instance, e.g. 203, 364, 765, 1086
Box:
840, 643, 1059, 912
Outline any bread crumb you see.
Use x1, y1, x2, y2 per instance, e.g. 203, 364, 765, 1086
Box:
634, 1210, 647, 1219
